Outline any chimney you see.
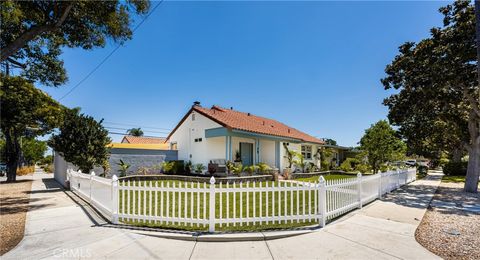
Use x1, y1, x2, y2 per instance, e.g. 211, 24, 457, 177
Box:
193, 101, 201, 107
247, 113, 251, 116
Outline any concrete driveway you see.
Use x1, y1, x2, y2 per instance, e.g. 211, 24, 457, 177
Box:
3, 172, 442, 260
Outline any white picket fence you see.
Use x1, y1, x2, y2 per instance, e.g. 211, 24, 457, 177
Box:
67, 168, 416, 232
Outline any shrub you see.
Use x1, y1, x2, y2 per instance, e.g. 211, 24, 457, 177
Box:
339, 158, 360, 172
243, 165, 258, 175
171, 160, 185, 174
231, 163, 243, 175
355, 164, 370, 173
443, 161, 468, 176
41, 164, 54, 173
256, 162, 271, 174
418, 165, 428, 175
17, 166, 35, 175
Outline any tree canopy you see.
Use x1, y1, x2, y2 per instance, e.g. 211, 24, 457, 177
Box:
127, 127, 144, 137
49, 109, 111, 173
0, 0, 150, 86
381, 0, 479, 192
0, 76, 64, 181
359, 120, 407, 173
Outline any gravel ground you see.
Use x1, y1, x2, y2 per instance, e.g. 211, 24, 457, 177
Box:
416, 181, 480, 260
0, 177, 33, 255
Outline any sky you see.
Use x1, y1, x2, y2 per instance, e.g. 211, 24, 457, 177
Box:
38, 1, 447, 147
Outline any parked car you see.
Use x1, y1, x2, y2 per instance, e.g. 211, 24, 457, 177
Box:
0, 163, 6, 177
405, 160, 416, 167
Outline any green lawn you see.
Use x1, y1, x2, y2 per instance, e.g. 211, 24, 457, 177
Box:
296, 174, 356, 183
442, 175, 465, 183
118, 180, 319, 232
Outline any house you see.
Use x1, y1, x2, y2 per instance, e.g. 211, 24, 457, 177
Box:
121, 135, 167, 145
166, 102, 326, 172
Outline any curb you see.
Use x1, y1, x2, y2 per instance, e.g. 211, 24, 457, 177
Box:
133, 229, 315, 242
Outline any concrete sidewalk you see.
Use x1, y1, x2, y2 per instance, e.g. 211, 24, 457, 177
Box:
3, 172, 442, 260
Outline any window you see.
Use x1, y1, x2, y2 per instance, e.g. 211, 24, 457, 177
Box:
171, 142, 178, 150
301, 145, 312, 159
194, 138, 203, 142
192, 113, 196, 121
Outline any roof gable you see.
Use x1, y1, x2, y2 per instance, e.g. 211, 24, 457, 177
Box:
167, 105, 324, 144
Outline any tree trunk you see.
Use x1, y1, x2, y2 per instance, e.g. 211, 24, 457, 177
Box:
467, 0, 480, 193
451, 146, 463, 163
5, 129, 20, 182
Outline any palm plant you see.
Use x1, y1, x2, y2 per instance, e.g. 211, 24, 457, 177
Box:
127, 127, 143, 136
294, 153, 305, 172
256, 162, 271, 174
161, 161, 175, 173
194, 163, 206, 173
243, 165, 258, 176
117, 159, 130, 177
231, 163, 243, 175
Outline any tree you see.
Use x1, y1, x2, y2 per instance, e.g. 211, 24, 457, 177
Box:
382, 1, 479, 192
22, 138, 47, 165
49, 109, 111, 173
324, 138, 337, 146
359, 120, 407, 173
127, 127, 144, 136
0, 76, 63, 181
1, 1, 150, 86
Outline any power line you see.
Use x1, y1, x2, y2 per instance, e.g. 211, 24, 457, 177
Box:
103, 121, 172, 131
59, 0, 165, 101
104, 126, 170, 134
107, 131, 166, 139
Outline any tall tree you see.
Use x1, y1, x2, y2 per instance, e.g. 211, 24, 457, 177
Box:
382, 1, 479, 192
49, 110, 111, 173
21, 138, 47, 166
0, 76, 64, 181
323, 138, 337, 146
127, 127, 144, 137
1, 1, 150, 86
359, 120, 407, 173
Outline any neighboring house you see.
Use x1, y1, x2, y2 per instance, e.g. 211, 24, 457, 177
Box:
166, 103, 326, 172
54, 136, 177, 186
320, 143, 351, 167
121, 135, 167, 145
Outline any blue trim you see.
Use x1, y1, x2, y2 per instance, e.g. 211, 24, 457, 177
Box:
205, 127, 229, 138
256, 138, 260, 164
231, 129, 301, 142
225, 136, 229, 160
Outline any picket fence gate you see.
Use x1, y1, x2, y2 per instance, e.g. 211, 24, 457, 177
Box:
67, 168, 417, 232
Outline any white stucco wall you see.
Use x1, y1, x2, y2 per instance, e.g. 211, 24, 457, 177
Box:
169, 110, 224, 167
259, 139, 276, 167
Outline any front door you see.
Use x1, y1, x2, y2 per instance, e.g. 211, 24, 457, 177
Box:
240, 142, 253, 166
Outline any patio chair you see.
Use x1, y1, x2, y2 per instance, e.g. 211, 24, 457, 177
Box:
210, 159, 227, 173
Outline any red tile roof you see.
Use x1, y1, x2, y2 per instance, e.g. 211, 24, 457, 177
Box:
122, 136, 166, 144
167, 105, 324, 144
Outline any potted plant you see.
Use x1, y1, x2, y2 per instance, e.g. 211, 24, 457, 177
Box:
234, 150, 241, 162
161, 161, 175, 174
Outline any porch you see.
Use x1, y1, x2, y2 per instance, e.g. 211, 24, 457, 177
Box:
205, 127, 301, 169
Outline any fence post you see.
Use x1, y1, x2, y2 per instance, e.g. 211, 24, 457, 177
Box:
209, 176, 216, 233
357, 172, 362, 209
396, 169, 400, 188
378, 172, 383, 198
318, 176, 327, 227
90, 171, 95, 202
111, 175, 119, 224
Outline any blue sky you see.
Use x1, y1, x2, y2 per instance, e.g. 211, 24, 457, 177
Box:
39, 1, 446, 146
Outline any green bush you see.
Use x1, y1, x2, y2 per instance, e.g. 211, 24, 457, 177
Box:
355, 164, 370, 173
418, 165, 428, 175
443, 161, 468, 176
339, 158, 360, 172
